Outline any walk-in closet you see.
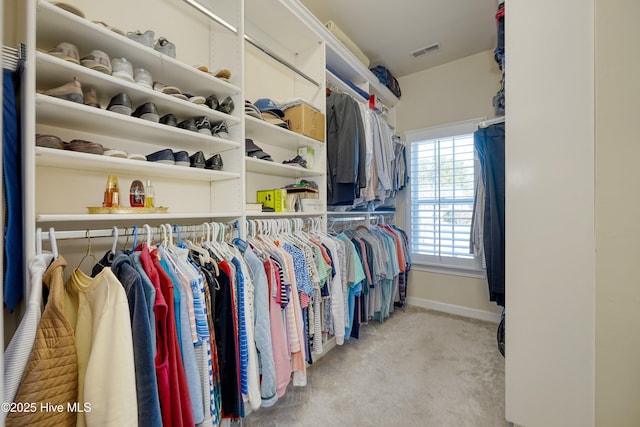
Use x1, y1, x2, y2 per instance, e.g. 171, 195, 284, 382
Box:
5, 0, 639, 426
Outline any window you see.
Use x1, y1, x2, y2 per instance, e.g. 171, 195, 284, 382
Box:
406, 120, 483, 272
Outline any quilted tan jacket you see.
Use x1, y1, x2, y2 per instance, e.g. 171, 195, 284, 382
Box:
6, 256, 78, 427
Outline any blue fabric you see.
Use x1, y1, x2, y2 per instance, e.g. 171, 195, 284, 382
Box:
243, 247, 278, 407
3, 68, 24, 310
326, 64, 369, 101
110, 254, 162, 427
131, 252, 157, 357
231, 257, 249, 397
282, 243, 314, 296
159, 257, 204, 424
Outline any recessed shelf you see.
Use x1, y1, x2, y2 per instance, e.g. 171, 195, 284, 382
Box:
36, 147, 241, 182
245, 115, 324, 149
36, 94, 241, 153
245, 157, 323, 178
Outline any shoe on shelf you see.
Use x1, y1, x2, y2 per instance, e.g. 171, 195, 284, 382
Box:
195, 116, 211, 135
111, 58, 135, 83
216, 96, 234, 114
171, 93, 189, 102
205, 153, 223, 170
83, 87, 100, 108
205, 94, 219, 110
154, 37, 176, 58
214, 68, 231, 81
160, 113, 178, 127
134, 68, 153, 89
211, 121, 230, 139
107, 92, 133, 115
47, 42, 80, 64
133, 102, 159, 122
127, 30, 155, 48
153, 81, 182, 95
184, 94, 206, 105
103, 149, 127, 158
44, 78, 83, 104
80, 49, 112, 75
283, 155, 307, 168
174, 150, 190, 167
92, 21, 125, 36
189, 151, 206, 168
177, 119, 198, 133
127, 152, 146, 161
146, 148, 175, 165
36, 134, 65, 150
52, 2, 85, 17
65, 139, 104, 155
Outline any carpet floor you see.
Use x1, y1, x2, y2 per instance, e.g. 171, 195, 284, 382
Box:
243, 305, 507, 427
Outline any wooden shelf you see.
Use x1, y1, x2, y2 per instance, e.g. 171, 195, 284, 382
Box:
36, 94, 240, 154
36, 147, 240, 182
245, 157, 323, 178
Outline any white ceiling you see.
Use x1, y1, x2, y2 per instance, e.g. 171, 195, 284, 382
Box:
297, 0, 499, 78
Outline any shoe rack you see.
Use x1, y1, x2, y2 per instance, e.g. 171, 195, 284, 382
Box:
21, 0, 245, 261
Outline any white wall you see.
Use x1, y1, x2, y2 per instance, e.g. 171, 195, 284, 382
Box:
506, 0, 595, 425
594, 0, 640, 424
396, 50, 503, 316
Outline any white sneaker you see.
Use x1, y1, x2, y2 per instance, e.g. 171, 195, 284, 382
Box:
134, 68, 153, 89
111, 58, 135, 83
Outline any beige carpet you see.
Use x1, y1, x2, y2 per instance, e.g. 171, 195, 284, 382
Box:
243, 305, 507, 427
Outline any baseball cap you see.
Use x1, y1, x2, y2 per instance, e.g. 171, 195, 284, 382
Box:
254, 98, 284, 118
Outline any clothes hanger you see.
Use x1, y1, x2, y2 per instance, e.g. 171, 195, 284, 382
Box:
143, 224, 153, 249
131, 225, 139, 252
76, 229, 98, 272
110, 226, 119, 255
48, 227, 59, 259
36, 227, 43, 255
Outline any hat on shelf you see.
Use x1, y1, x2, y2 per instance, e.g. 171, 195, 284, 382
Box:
261, 111, 289, 129
244, 100, 262, 119
254, 98, 284, 118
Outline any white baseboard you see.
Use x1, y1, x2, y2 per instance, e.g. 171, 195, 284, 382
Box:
406, 297, 501, 323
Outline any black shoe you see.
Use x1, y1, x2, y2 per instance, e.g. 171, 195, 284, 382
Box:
107, 92, 132, 115
189, 151, 206, 168
173, 150, 190, 167
205, 153, 223, 170
160, 113, 177, 127
205, 94, 219, 110
132, 102, 159, 122
216, 96, 234, 114
195, 116, 211, 135
283, 155, 307, 168
177, 118, 198, 133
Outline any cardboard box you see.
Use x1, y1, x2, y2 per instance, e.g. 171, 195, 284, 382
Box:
284, 104, 325, 142
256, 189, 287, 212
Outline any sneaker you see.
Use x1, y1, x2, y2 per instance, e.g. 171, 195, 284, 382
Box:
127, 152, 146, 161
195, 116, 211, 135
177, 119, 198, 133
111, 58, 135, 83
133, 68, 153, 89
153, 81, 181, 95
154, 37, 176, 58
132, 102, 159, 122
205, 94, 219, 110
283, 155, 307, 168
160, 113, 178, 127
173, 150, 190, 167
36, 134, 65, 149
127, 30, 155, 48
217, 96, 234, 114
146, 148, 174, 164
205, 153, 223, 170
44, 78, 83, 104
47, 42, 80, 65
107, 92, 132, 115
189, 151, 206, 168
211, 121, 230, 139
80, 50, 112, 74
83, 87, 100, 108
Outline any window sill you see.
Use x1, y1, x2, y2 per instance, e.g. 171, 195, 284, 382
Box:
410, 262, 486, 279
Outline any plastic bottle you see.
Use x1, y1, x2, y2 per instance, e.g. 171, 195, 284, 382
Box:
129, 180, 145, 207
103, 175, 120, 208
144, 180, 154, 208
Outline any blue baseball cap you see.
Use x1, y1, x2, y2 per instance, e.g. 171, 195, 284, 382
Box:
254, 98, 284, 118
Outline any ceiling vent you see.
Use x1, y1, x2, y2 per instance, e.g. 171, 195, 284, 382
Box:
410, 42, 441, 59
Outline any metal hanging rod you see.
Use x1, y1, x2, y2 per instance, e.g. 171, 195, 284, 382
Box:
478, 115, 506, 128
182, 0, 238, 34
244, 34, 321, 88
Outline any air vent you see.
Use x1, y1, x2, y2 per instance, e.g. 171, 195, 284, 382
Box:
410, 42, 441, 58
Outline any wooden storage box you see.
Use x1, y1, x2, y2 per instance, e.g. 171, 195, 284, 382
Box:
284, 104, 325, 142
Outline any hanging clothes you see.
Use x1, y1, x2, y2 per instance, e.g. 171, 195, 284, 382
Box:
474, 123, 506, 306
